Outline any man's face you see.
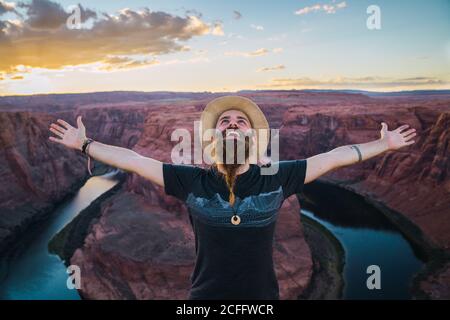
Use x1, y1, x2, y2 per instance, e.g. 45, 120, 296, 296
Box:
215, 109, 252, 140
214, 109, 253, 165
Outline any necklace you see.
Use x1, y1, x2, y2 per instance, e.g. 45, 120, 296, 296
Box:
230, 204, 241, 225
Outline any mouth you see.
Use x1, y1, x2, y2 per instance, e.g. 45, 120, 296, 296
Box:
226, 131, 240, 139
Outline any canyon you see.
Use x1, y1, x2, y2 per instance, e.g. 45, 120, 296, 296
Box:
0, 90, 448, 299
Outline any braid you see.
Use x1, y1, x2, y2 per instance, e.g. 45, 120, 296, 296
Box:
211, 163, 237, 206
224, 170, 236, 206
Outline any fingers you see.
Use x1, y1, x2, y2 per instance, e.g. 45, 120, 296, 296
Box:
404, 132, 416, 140
402, 128, 415, 135
381, 122, 388, 131
49, 127, 64, 138
77, 115, 84, 128
405, 139, 415, 145
395, 124, 410, 133
50, 123, 66, 134
48, 136, 63, 144
402, 128, 416, 137
57, 119, 73, 129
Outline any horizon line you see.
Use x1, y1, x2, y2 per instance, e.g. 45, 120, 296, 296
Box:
1, 88, 450, 98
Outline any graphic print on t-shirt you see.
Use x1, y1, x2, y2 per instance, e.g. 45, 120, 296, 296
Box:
185, 186, 284, 227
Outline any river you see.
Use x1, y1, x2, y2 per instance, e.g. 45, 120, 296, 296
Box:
0, 172, 119, 300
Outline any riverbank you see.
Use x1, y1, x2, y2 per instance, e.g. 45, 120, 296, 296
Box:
48, 173, 127, 265
299, 214, 345, 299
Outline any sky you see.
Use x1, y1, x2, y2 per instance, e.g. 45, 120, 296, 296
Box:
0, 0, 449, 95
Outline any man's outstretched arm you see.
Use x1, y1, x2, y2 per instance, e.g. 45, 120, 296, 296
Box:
49, 115, 164, 187
304, 122, 417, 184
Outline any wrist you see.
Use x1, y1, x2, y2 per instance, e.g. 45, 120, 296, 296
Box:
378, 137, 390, 152
80, 137, 93, 154
78, 137, 88, 151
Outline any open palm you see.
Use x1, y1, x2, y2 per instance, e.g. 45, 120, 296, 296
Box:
49, 116, 86, 150
380, 122, 417, 151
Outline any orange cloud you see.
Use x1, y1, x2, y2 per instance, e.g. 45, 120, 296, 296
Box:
99, 56, 160, 71
0, 1, 221, 73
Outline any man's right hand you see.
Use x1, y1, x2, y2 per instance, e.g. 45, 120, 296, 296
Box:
49, 116, 87, 151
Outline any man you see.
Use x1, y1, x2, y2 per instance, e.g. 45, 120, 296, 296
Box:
48, 95, 416, 299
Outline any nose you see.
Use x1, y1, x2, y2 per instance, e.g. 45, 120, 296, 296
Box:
227, 122, 238, 130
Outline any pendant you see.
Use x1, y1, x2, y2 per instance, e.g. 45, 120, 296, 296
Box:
231, 215, 241, 225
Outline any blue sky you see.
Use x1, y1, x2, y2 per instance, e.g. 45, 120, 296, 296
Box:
0, 0, 448, 94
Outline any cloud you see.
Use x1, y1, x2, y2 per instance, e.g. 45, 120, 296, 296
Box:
0, 1, 221, 73
250, 24, 263, 31
260, 75, 449, 89
272, 47, 283, 53
185, 9, 203, 19
233, 10, 242, 20
99, 56, 160, 71
0, 0, 18, 15
257, 64, 285, 72
225, 48, 269, 57
295, 1, 347, 15
10, 75, 23, 79
211, 20, 224, 35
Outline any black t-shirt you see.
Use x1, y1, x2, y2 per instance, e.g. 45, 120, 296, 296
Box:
163, 160, 307, 300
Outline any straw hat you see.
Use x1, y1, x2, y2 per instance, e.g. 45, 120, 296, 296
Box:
199, 95, 269, 163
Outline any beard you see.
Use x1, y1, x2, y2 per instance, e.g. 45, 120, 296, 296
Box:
212, 130, 251, 206
215, 130, 250, 167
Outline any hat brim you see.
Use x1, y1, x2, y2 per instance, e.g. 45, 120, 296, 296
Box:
199, 95, 269, 163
